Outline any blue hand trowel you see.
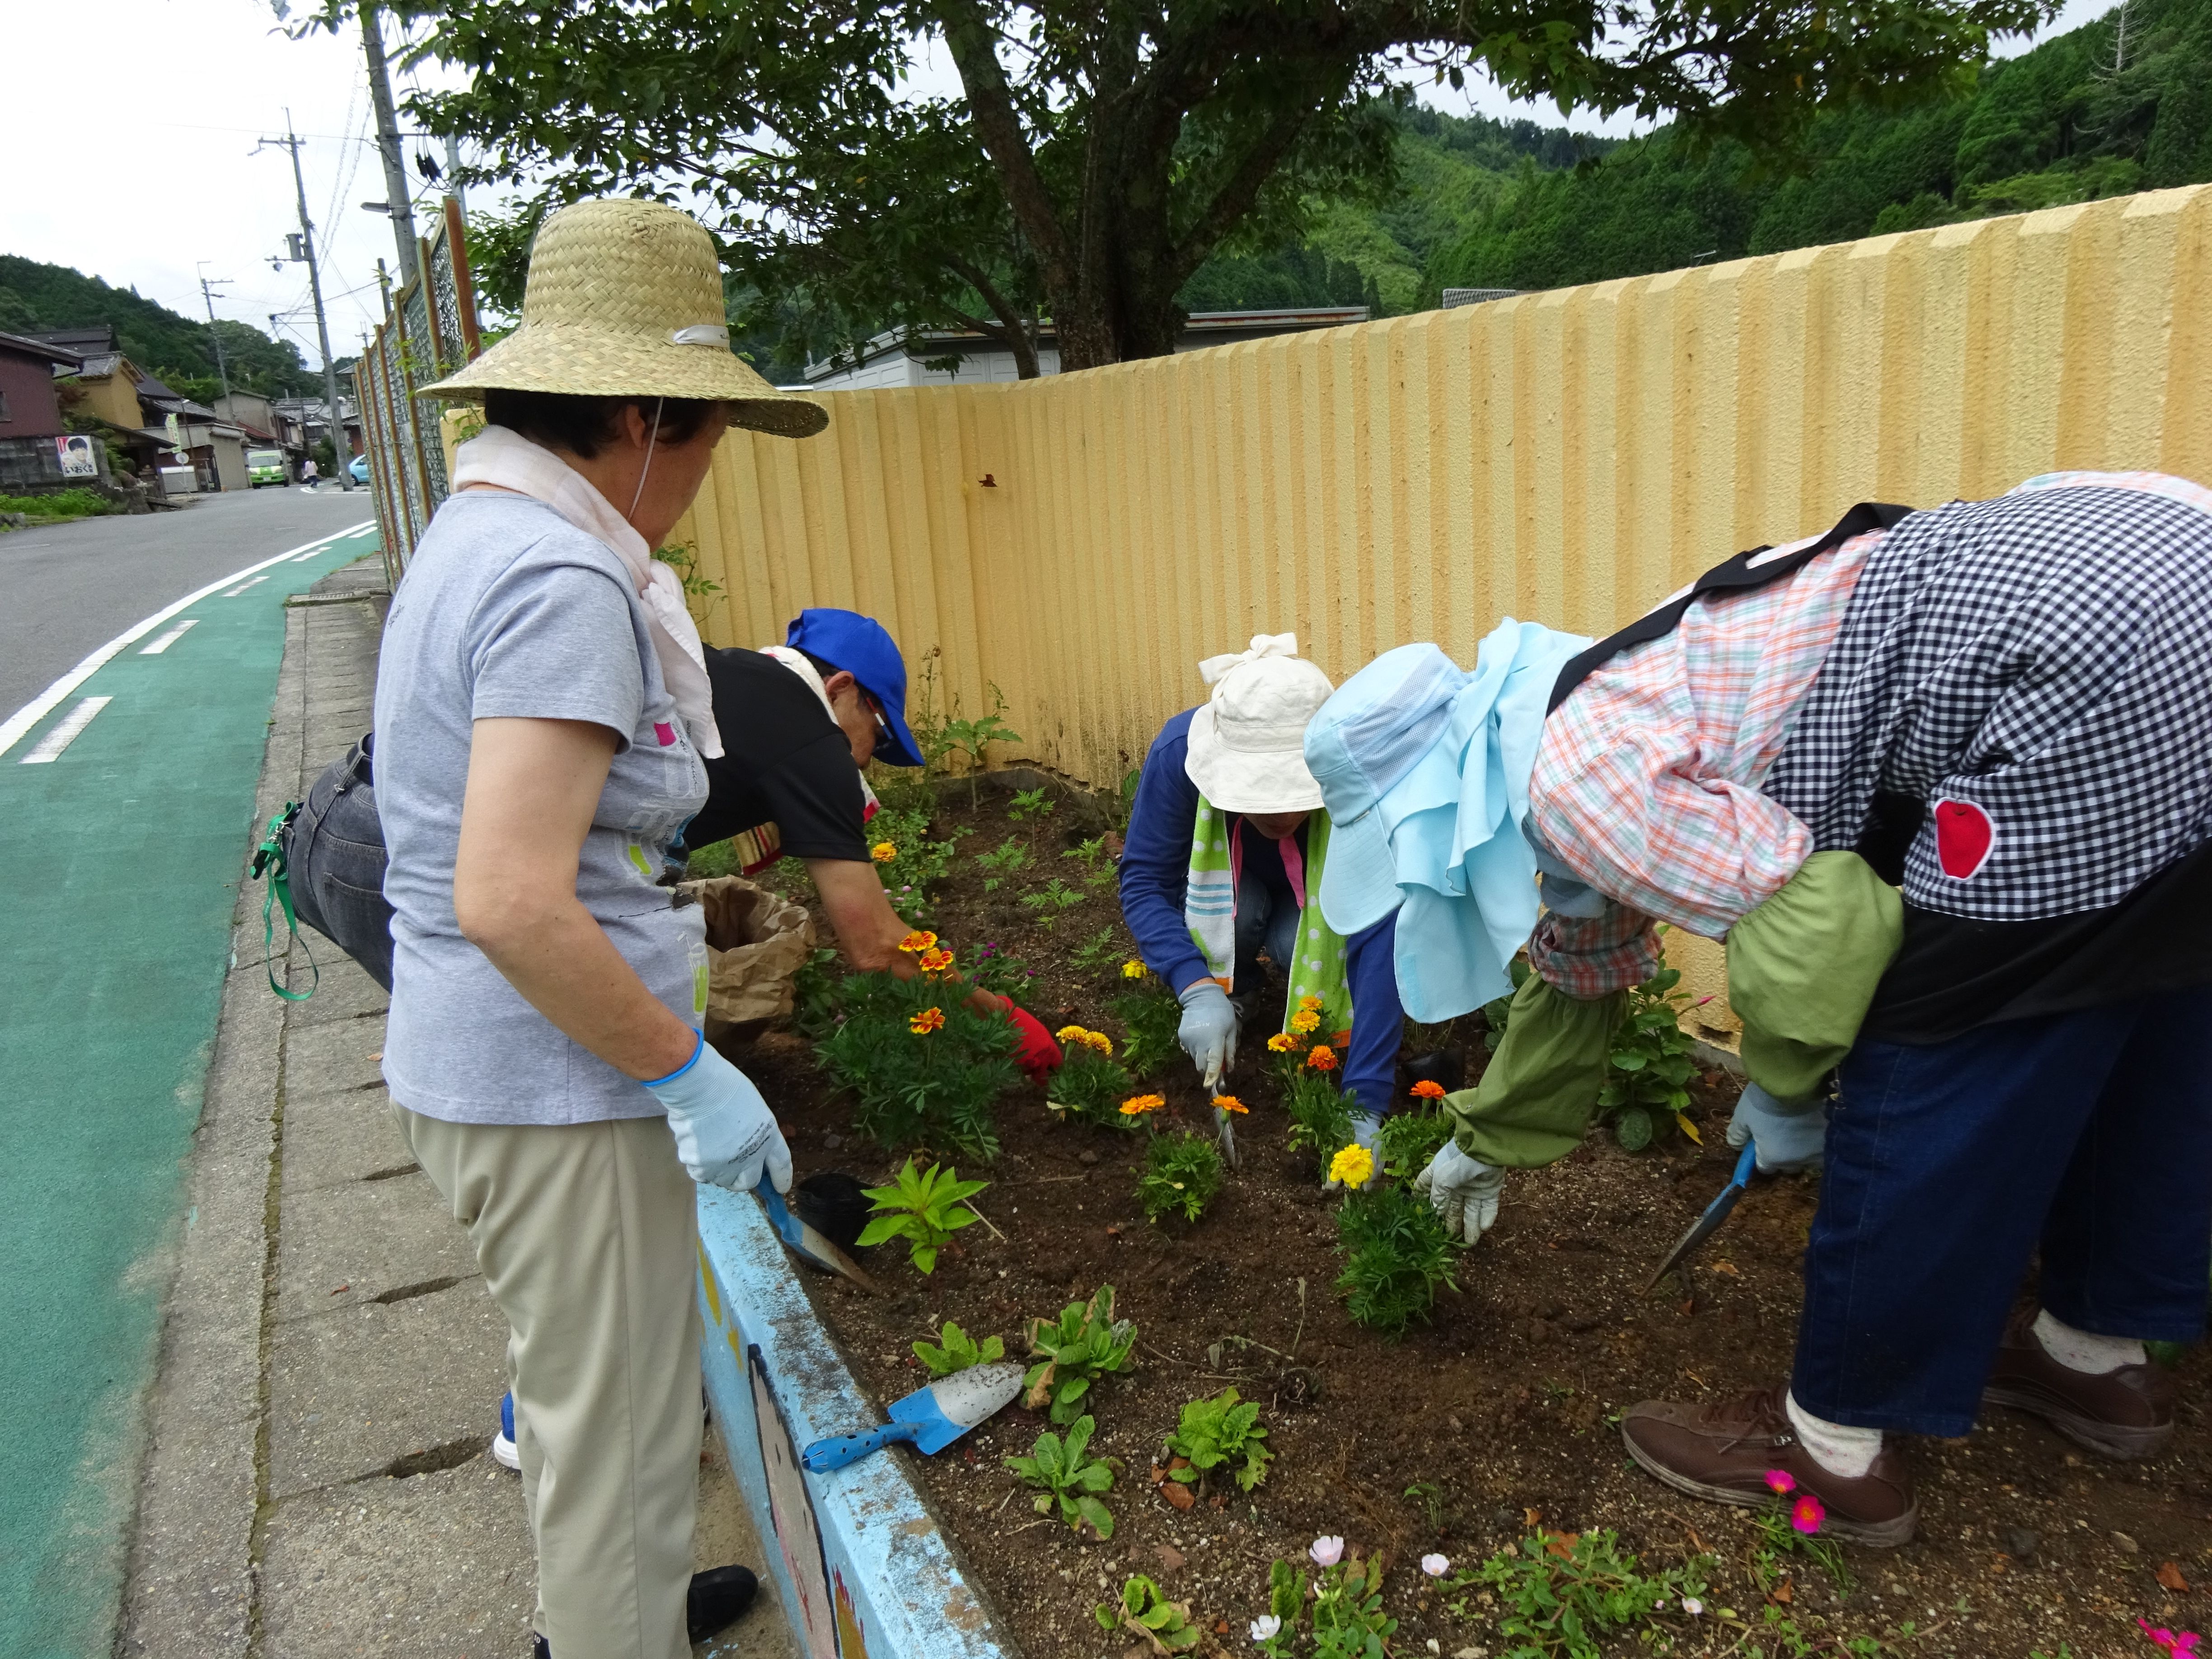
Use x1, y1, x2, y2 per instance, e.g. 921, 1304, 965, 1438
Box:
758, 1181, 879, 1293
801, 1362, 1025, 1472
1643, 1140, 1758, 1292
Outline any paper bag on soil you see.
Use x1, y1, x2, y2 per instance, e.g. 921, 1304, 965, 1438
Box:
680, 876, 815, 1050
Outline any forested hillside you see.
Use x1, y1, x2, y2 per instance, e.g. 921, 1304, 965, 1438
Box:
0, 255, 309, 399
1426, 0, 2210, 295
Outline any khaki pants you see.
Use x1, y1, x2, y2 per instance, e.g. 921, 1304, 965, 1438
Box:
396, 1105, 702, 1659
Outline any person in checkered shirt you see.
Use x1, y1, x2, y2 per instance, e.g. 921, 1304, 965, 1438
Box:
1425, 471, 2212, 1548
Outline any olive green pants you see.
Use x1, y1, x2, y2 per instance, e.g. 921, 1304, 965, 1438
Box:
395, 1105, 702, 1659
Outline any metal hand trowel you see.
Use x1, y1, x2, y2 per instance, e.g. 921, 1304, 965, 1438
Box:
757, 1181, 879, 1293
800, 1362, 1024, 1472
1643, 1140, 1758, 1292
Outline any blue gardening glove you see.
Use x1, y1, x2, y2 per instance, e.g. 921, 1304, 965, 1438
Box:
1324, 1110, 1385, 1191
1415, 1140, 1505, 1244
1176, 979, 1238, 1090
1725, 1081, 1826, 1173
642, 1032, 792, 1194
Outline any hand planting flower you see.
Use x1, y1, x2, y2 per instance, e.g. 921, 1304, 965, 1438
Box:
919, 947, 956, 973
1121, 959, 1148, 979
897, 930, 938, 954
1266, 1033, 1297, 1053
871, 842, 897, 863
1420, 1553, 1450, 1577
1309, 1535, 1345, 1568
1410, 1079, 1447, 1101
1119, 1093, 1165, 1117
1765, 1468, 1795, 1495
1212, 1094, 1248, 1115
1305, 1044, 1338, 1072
1327, 1143, 1375, 1189
1790, 1493, 1826, 1535
1288, 1008, 1321, 1034
1249, 1615, 1281, 1644
909, 1007, 947, 1035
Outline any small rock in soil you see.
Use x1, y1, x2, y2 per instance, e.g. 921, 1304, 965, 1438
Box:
2113, 1530, 2142, 1554
2004, 1528, 2039, 1560
823, 1132, 843, 1150
1079, 1150, 1099, 1166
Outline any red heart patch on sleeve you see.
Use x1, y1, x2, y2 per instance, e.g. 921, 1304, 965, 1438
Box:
1933, 798, 1995, 880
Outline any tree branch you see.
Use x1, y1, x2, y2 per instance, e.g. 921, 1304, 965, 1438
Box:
1167, 100, 1322, 286
932, 0, 1075, 297
944, 253, 1043, 378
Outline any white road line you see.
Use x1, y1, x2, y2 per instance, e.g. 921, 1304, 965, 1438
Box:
139, 620, 200, 655
0, 519, 374, 760
222, 574, 272, 599
19, 697, 112, 764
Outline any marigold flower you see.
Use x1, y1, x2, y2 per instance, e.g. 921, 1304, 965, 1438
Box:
1266, 1032, 1297, 1053
1212, 1094, 1248, 1115
871, 842, 897, 863
1420, 1553, 1450, 1577
1764, 1468, 1796, 1495
1309, 1535, 1345, 1568
1288, 1008, 1321, 1034
1790, 1493, 1826, 1536
1410, 1079, 1447, 1100
1298, 994, 1323, 1011
1119, 1093, 1165, 1117
1327, 1143, 1374, 1189
908, 1007, 946, 1035
1121, 959, 1147, 979
919, 947, 955, 972
897, 930, 937, 954
1056, 1025, 1089, 1044
1082, 1031, 1115, 1055
1305, 1044, 1338, 1072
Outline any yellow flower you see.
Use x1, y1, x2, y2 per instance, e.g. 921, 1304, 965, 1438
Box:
1288, 1008, 1321, 1034
897, 930, 938, 955
1212, 1094, 1248, 1115
1121, 959, 1148, 980
1055, 1024, 1089, 1044
871, 842, 897, 863
1328, 1143, 1375, 1189
1119, 1093, 1166, 1117
919, 947, 955, 973
1081, 1030, 1115, 1056
1266, 1033, 1297, 1053
1298, 994, 1324, 1012
909, 1007, 946, 1035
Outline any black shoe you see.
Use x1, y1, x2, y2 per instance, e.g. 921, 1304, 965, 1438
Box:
530, 1566, 760, 1656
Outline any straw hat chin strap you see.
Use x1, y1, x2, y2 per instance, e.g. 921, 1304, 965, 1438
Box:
628, 397, 664, 519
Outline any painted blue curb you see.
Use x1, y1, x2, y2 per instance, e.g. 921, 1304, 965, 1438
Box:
696, 1186, 1020, 1659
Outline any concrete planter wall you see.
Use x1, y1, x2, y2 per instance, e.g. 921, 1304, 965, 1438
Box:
695, 1187, 1019, 1659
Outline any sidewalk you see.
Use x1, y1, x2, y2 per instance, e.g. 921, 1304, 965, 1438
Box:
117, 558, 793, 1659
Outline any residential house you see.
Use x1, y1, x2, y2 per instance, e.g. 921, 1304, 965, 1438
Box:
0, 331, 108, 495
38, 327, 185, 488
270, 393, 363, 463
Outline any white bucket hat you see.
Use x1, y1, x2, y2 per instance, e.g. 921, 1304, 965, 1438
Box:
1182, 633, 1334, 813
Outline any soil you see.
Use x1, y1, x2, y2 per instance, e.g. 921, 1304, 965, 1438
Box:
734, 785, 2211, 1659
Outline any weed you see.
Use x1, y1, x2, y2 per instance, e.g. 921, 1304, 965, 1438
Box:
1110, 979, 1184, 1079
935, 681, 1022, 809
976, 836, 1032, 893
653, 538, 724, 625
1463, 1528, 1715, 1659
912, 1319, 1004, 1377
1750, 1509, 1853, 1598
1023, 1284, 1137, 1425
965, 941, 1035, 1001
1019, 876, 1085, 930
1069, 925, 1122, 974
867, 804, 958, 925
1598, 964, 1701, 1152
1310, 1549, 1395, 1658
791, 944, 845, 1040
1136, 1131, 1224, 1226
1335, 1185, 1459, 1337
813, 969, 1019, 1156
1008, 785, 1054, 820
1404, 1481, 1449, 1532
1005, 1413, 1116, 1537
1063, 834, 1118, 890
1162, 1387, 1271, 1495
1045, 1036, 1141, 1132
0, 487, 112, 522
857, 1158, 988, 1274
1095, 1574, 1199, 1650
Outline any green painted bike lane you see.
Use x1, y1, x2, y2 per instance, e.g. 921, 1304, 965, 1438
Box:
0, 521, 382, 1659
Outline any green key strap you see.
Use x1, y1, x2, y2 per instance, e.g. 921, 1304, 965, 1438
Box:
251, 804, 317, 1002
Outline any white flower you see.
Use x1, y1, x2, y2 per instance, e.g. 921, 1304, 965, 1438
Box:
1421, 1554, 1450, 1578
1681, 1598, 1703, 1617
1310, 1535, 1345, 1567
1249, 1616, 1281, 1643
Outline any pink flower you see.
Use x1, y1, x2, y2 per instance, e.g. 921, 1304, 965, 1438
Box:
1764, 1468, 1796, 1495
2138, 1620, 2203, 1654
1790, 1493, 1826, 1536
1310, 1535, 1344, 1567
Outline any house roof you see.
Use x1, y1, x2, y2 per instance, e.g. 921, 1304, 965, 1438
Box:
34, 326, 116, 355
801, 305, 1372, 384
68, 352, 124, 380
0, 330, 84, 370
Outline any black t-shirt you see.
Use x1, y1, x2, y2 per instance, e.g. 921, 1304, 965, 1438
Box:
685, 648, 869, 863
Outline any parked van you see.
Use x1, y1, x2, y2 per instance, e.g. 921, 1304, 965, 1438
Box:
248, 449, 289, 488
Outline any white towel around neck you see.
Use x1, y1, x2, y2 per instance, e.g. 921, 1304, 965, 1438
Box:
451, 424, 723, 758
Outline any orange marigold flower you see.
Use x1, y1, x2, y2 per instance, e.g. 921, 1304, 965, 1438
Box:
1055, 1024, 1088, 1044
1305, 1044, 1338, 1072
919, 947, 955, 972
1288, 1008, 1321, 1035
1080, 1031, 1115, 1055
1298, 994, 1324, 1011
908, 1007, 946, 1035
1119, 1093, 1166, 1116
870, 842, 898, 863
1212, 1094, 1248, 1115
897, 930, 938, 955
1266, 1033, 1298, 1053
1410, 1079, 1448, 1100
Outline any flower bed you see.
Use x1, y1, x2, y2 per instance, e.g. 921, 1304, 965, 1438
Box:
726, 783, 2209, 1659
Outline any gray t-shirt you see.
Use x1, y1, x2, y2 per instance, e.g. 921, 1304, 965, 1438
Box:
373, 491, 708, 1125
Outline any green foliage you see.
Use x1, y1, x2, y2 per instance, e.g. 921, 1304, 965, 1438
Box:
964, 941, 1036, 1001
790, 943, 844, 1039
1022, 1284, 1137, 1425
1069, 925, 1122, 974
1376, 1105, 1455, 1185
975, 835, 1031, 893
867, 804, 956, 925
1045, 1043, 1141, 1132
1750, 1509, 1854, 1597
1335, 1184, 1459, 1337
0, 253, 308, 395
1311, 1551, 1396, 1659
1162, 1387, 1272, 1493
1062, 834, 1119, 890
1006, 1413, 1117, 1538
913, 1319, 1005, 1377
1018, 876, 1084, 930
0, 488, 112, 521
1007, 785, 1054, 820
1136, 1130, 1224, 1226
1109, 979, 1184, 1079
935, 684, 1021, 809
653, 539, 724, 627
857, 1158, 989, 1274
813, 971, 1019, 1157
1095, 1573, 1199, 1649
1598, 966, 1700, 1151
1464, 1529, 1715, 1659
1283, 1068, 1356, 1163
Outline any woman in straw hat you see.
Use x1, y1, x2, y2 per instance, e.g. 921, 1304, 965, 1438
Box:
373, 198, 826, 1659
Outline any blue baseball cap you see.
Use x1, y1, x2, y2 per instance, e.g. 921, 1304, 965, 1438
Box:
783, 608, 925, 768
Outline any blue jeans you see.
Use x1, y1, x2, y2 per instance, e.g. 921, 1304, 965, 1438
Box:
1231, 863, 1302, 1004
1791, 987, 2212, 1436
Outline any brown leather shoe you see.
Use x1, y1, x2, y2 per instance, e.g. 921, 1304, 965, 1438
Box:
1621, 1385, 1918, 1547
1982, 1307, 2175, 1460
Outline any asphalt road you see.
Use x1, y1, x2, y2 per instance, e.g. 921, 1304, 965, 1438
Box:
0, 484, 374, 721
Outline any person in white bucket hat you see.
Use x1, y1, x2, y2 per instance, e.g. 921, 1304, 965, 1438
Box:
1117, 634, 1405, 1177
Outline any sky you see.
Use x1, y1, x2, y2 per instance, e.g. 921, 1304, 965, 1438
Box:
0, 0, 2117, 374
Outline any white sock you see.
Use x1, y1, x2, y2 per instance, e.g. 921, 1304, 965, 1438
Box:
2033, 1308, 2146, 1374
1786, 1390, 1883, 1480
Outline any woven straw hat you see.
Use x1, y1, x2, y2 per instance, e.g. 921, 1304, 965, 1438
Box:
419, 198, 827, 439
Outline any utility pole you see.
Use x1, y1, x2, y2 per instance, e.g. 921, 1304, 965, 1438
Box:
197, 266, 234, 402
445, 134, 467, 219
257, 113, 354, 491
361, 3, 421, 289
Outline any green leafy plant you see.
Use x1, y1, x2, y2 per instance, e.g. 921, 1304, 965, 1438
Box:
1335, 1184, 1459, 1337
912, 1319, 1004, 1377
1465, 1528, 1715, 1659
1023, 1284, 1138, 1424
975, 835, 1032, 893
1598, 964, 1700, 1152
790, 943, 845, 1039
1136, 1130, 1224, 1225
653, 538, 724, 625
1018, 875, 1085, 930
1750, 1509, 1854, 1598
1045, 1038, 1141, 1132
1005, 1413, 1117, 1537
1069, 924, 1122, 973
1095, 1573, 1199, 1650
1111, 978, 1185, 1079
1162, 1387, 1272, 1495
1376, 1103, 1455, 1184
866, 803, 958, 925
857, 1158, 989, 1273
1063, 834, 1118, 890
814, 970, 1019, 1156
1283, 1067, 1356, 1163
1404, 1480, 1450, 1532
1311, 1550, 1395, 1658
1008, 785, 1054, 820
1111, 767, 1143, 835
965, 941, 1034, 1001
936, 681, 1022, 809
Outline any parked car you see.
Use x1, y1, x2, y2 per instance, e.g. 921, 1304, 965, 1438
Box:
248, 448, 290, 488
348, 454, 370, 483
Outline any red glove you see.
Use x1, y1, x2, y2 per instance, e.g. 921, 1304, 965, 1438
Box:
1004, 1005, 1063, 1084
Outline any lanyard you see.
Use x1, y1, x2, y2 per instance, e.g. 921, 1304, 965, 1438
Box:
249, 804, 318, 1002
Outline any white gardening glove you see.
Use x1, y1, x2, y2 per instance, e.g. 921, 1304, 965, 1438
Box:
1415, 1140, 1504, 1245
641, 1032, 793, 1194
1176, 979, 1238, 1090
1323, 1110, 1385, 1191
1725, 1081, 1826, 1173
